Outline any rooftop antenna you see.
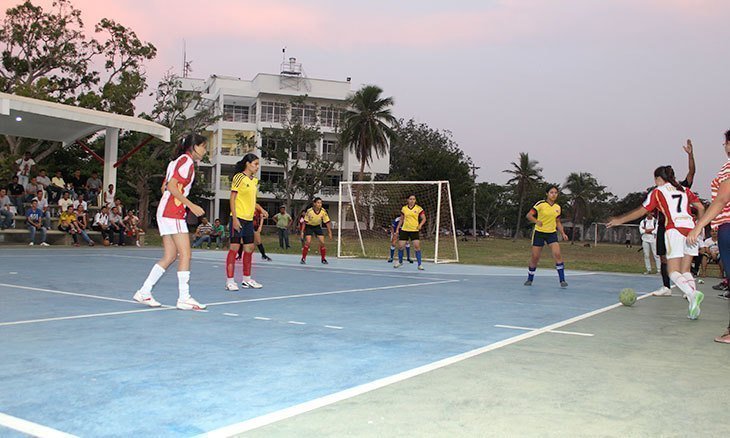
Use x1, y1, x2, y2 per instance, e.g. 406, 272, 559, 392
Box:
182, 39, 192, 78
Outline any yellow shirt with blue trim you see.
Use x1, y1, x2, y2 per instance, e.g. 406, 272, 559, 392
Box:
401, 205, 425, 232
531, 200, 561, 233
230, 173, 258, 221
305, 207, 330, 226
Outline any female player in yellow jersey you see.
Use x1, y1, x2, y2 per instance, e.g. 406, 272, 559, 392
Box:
394, 194, 427, 270
227, 154, 267, 290
301, 197, 333, 264
525, 185, 569, 287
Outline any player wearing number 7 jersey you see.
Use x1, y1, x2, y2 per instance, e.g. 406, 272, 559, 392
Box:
607, 166, 705, 319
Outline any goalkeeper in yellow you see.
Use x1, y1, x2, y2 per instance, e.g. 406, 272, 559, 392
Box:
394, 194, 427, 270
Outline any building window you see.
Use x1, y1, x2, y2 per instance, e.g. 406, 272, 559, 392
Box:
260, 171, 285, 184
223, 104, 250, 123
291, 142, 309, 160
260, 135, 280, 159
261, 101, 287, 123
292, 103, 317, 125
322, 140, 339, 161
320, 106, 343, 128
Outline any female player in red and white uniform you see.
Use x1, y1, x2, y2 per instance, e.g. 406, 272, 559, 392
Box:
608, 166, 705, 319
133, 133, 208, 310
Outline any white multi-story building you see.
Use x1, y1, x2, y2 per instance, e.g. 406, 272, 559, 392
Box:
177, 58, 390, 222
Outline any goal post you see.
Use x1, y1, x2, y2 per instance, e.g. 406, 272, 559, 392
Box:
589, 222, 641, 246
337, 180, 459, 263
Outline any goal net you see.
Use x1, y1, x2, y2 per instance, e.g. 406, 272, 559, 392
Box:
588, 223, 642, 246
337, 181, 459, 263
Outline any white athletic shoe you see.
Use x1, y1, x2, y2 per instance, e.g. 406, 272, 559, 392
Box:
652, 286, 672, 297
133, 291, 161, 307
28, 242, 34, 246
225, 281, 240, 291
241, 279, 263, 289
393, 262, 402, 268
176, 296, 206, 310
40, 242, 50, 246
418, 265, 425, 271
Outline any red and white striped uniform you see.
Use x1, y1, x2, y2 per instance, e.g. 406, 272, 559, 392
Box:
158, 153, 195, 220
642, 183, 699, 236
710, 159, 730, 229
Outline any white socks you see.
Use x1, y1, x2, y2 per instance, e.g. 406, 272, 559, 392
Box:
177, 271, 190, 301
140, 264, 165, 294
243, 275, 251, 282
669, 271, 695, 297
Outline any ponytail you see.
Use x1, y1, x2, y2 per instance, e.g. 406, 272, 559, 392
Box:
654, 165, 683, 191
176, 133, 206, 158
233, 153, 259, 175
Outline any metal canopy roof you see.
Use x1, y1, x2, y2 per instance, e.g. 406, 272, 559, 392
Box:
0, 92, 170, 144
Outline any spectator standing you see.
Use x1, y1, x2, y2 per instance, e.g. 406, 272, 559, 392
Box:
85, 171, 102, 205
15, 151, 35, 187
640, 212, 660, 274
7, 176, 25, 211
109, 206, 127, 245
273, 205, 292, 249
49, 170, 66, 203
0, 188, 13, 229
26, 199, 49, 246
93, 205, 114, 243
191, 217, 214, 248
103, 184, 115, 208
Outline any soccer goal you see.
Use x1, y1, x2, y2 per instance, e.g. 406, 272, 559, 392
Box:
337, 180, 459, 263
588, 223, 642, 246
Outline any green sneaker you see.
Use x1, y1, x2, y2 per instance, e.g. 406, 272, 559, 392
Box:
689, 291, 704, 320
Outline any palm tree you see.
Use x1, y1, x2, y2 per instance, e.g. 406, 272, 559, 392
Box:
340, 85, 398, 181
564, 172, 607, 243
503, 152, 543, 240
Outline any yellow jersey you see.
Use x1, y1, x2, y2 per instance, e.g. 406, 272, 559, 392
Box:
305, 207, 330, 226
531, 200, 561, 233
60, 211, 76, 223
231, 173, 258, 221
401, 205, 425, 232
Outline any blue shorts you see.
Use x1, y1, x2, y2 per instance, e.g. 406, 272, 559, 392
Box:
532, 231, 558, 247
229, 219, 254, 245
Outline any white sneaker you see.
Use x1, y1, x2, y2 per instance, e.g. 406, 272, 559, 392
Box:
28, 242, 34, 246
652, 286, 672, 297
135, 240, 141, 247
418, 265, 425, 271
177, 296, 206, 310
133, 291, 161, 307
225, 281, 239, 291
643, 271, 651, 275
40, 242, 50, 246
393, 262, 402, 268
241, 279, 263, 289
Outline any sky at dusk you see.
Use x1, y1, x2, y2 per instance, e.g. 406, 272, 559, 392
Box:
24, 0, 730, 197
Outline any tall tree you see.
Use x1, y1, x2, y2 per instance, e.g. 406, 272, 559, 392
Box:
503, 152, 543, 240
340, 85, 397, 181
563, 172, 609, 242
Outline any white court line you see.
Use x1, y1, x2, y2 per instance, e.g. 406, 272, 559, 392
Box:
198, 291, 653, 437
324, 325, 343, 330
0, 283, 138, 304
287, 321, 306, 325
0, 412, 78, 437
223, 313, 239, 317
0, 307, 173, 327
204, 280, 460, 307
494, 324, 594, 337
254, 317, 271, 321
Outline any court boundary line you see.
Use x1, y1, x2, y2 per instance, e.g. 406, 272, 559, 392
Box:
0, 280, 459, 327
494, 324, 594, 337
198, 291, 653, 437
0, 412, 78, 438
0, 283, 139, 304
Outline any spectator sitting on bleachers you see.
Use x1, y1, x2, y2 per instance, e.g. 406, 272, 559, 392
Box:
76, 205, 89, 231
26, 199, 49, 246
191, 216, 214, 248
0, 188, 13, 229
103, 184, 115, 208
7, 175, 25, 211
210, 218, 225, 249
49, 170, 66, 204
123, 209, 143, 247
36, 169, 51, 193
58, 207, 93, 247
58, 191, 74, 213
68, 169, 86, 198
85, 171, 102, 205
33, 190, 52, 229
15, 151, 35, 187
109, 206, 126, 246
113, 198, 126, 217
24, 176, 44, 203
72, 193, 88, 211
93, 205, 113, 244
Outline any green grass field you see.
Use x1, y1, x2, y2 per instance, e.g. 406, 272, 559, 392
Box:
144, 229, 724, 276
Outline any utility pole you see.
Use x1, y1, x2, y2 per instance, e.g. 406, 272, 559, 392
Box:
470, 164, 480, 241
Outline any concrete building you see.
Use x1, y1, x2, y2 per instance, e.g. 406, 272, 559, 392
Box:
177, 58, 390, 223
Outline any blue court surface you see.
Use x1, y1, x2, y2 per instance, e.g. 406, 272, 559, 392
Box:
0, 248, 659, 437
